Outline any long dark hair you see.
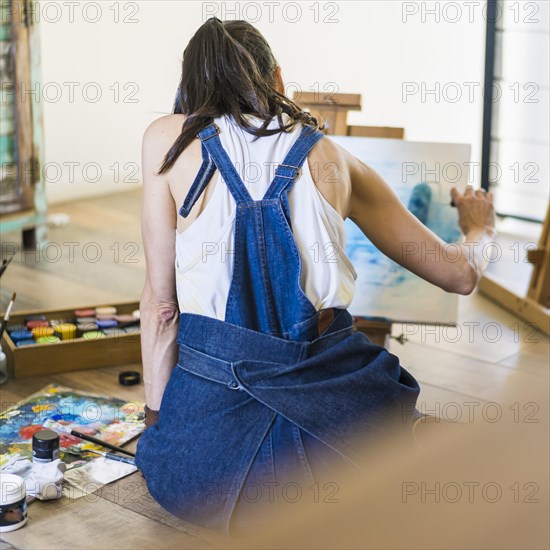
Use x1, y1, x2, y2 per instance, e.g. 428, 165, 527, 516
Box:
157, 18, 323, 174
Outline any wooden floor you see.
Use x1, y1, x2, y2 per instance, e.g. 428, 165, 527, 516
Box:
0, 189, 548, 549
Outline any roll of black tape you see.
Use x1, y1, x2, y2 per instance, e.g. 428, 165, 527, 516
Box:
118, 371, 141, 386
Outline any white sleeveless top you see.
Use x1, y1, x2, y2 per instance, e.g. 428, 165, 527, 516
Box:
174, 113, 357, 319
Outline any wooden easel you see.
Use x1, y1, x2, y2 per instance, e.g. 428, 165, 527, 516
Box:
478, 203, 550, 336
293, 91, 404, 139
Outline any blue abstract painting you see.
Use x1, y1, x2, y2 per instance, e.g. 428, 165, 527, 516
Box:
331, 136, 471, 324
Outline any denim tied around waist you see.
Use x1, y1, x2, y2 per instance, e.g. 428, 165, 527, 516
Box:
174, 304, 419, 466
176, 307, 355, 388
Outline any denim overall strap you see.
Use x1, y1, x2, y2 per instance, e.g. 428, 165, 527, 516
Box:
182, 123, 325, 213
191, 122, 325, 336
263, 125, 324, 201
263, 124, 324, 227
178, 140, 217, 217
195, 123, 254, 205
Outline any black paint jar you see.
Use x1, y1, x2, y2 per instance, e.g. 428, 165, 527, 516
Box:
32, 429, 60, 463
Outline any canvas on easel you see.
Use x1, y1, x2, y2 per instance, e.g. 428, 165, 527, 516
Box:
331, 136, 470, 325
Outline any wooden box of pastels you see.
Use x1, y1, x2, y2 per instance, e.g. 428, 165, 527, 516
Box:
0, 301, 141, 378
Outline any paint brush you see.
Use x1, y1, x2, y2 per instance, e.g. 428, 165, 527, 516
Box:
0, 292, 17, 341
87, 449, 136, 466
69, 429, 136, 457
43, 420, 135, 457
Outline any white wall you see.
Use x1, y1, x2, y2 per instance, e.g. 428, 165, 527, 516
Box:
38, 0, 486, 205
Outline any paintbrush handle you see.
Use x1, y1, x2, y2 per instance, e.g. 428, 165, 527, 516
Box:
103, 453, 136, 466
0, 294, 16, 340
87, 449, 136, 466
71, 430, 135, 457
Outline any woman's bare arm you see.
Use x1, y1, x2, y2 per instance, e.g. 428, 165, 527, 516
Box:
140, 116, 181, 412
327, 138, 495, 295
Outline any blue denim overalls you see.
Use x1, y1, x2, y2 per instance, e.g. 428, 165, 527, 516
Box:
135, 120, 421, 534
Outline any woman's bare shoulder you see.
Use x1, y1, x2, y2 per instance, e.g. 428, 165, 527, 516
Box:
306, 133, 353, 219
143, 114, 186, 147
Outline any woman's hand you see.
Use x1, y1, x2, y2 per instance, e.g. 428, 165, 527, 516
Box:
450, 185, 496, 238
450, 185, 498, 288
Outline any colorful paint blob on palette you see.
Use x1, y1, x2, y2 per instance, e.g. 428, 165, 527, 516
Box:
0, 384, 145, 468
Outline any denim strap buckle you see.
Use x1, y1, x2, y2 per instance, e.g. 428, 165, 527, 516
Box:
275, 163, 301, 180
196, 124, 221, 141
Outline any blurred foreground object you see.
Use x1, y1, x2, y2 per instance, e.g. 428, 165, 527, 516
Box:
229, 395, 549, 549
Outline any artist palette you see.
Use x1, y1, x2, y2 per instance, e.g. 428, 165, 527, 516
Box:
0, 301, 142, 378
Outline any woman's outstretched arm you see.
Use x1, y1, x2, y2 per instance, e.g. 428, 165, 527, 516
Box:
140, 116, 180, 416
328, 138, 496, 295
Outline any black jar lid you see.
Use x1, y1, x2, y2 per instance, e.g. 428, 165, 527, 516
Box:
32, 429, 60, 451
